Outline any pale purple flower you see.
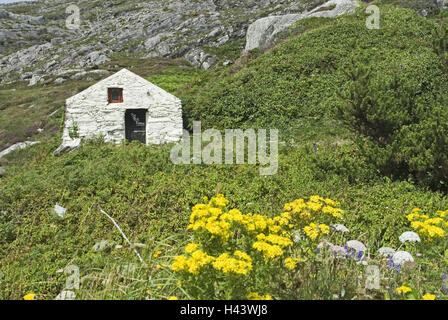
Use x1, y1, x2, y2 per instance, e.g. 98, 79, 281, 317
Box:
329, 245, 346, 257
378, 247, 396, 257
331, 224, 350, 233
392, 251, 414, 266
399, 231, 421, 244
346, 240, 367, 253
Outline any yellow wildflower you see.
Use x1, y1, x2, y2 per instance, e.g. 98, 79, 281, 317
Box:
234, 250, 251, 261
185, 243, 200, 253
396, 285, 412, 294
321, 206, 344, 218
324, 198, 339, 206
23, 293, 36, 300
264, 234, 293, 247
252, 241, 283, 260
307, 201, 322, 212
422, 293, 436, 300
171, 250, 215, 275
284, 257, 299, 270
247, 292, 272, 300
212, 252, 252, 275
210, 194, 229, 208
304, 223, 320, 240
153, 250, 163, 258
309, 195, 325, 203
319, 224, 330, 234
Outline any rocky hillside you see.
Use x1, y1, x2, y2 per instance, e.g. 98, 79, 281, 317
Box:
0, 0, 336, 85
2, 0, 446, 87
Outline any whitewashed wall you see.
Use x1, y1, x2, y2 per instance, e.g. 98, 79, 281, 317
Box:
60, 68, 183, 147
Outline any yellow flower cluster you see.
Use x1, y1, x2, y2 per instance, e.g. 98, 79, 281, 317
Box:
422, 293, 436, 300
188, 195, 277, 242
172, 247, 253, 276
396, 285, 412, 294
407, 208, 448, 241
173, 194, 345, 299
184, 243, 200, 253
23, 293, 36, 300
213, 251, 253, 275
171, 249, 215, 275
256, 233, 293, 247
303, 223, 330, 241
188, 203, 232, 242
247, 292, 273, 300
284, 257, 299, 270
153, 250, 163, 258
321, 206, 344, 219
253, 233, 293, 261
283, 195, 344, 221
252, 240, 284, 261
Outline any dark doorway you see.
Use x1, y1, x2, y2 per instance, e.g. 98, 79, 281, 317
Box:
125, 109, 146, 144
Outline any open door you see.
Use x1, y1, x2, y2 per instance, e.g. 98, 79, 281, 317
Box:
125, 109, 146, 144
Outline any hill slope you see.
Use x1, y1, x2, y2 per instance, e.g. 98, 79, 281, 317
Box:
182, 5, 447, 130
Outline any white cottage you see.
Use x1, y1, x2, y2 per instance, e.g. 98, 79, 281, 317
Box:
56, 68, 183, 153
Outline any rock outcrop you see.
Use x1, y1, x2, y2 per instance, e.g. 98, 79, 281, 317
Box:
0, 8, 45, 24
245, 0, 359, 52
0, 141, 40, 158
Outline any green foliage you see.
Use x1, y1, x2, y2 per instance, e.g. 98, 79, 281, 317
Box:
147, 65, 205, 94
181, 6, 445, 131
1, 136, 448, 299
336, 54, 448, 190
202, 39, 246, 63
380, 0, 441, 17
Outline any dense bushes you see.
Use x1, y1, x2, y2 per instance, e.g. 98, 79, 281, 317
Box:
336, 53, 448, 191
181, 6, 445, 130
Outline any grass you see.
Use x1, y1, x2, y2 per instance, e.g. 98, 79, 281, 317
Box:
0, 133, 447, 299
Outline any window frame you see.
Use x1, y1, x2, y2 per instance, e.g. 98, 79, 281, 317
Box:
108, 88, 123, 103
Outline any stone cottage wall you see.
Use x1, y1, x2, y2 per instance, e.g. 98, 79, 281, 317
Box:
61, 69, 183, 147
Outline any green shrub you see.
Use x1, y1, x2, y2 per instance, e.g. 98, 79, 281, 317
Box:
336, 56, 448, 191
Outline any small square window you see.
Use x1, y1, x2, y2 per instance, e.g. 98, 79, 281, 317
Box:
108, 88, 123, 103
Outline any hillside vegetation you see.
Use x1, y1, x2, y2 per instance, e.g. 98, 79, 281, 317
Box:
181, 5, 448, 191
183, 5, 446, 129
0, 3, 448, 300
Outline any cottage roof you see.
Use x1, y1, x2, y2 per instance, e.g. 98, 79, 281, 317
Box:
66, 68, 180, 103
